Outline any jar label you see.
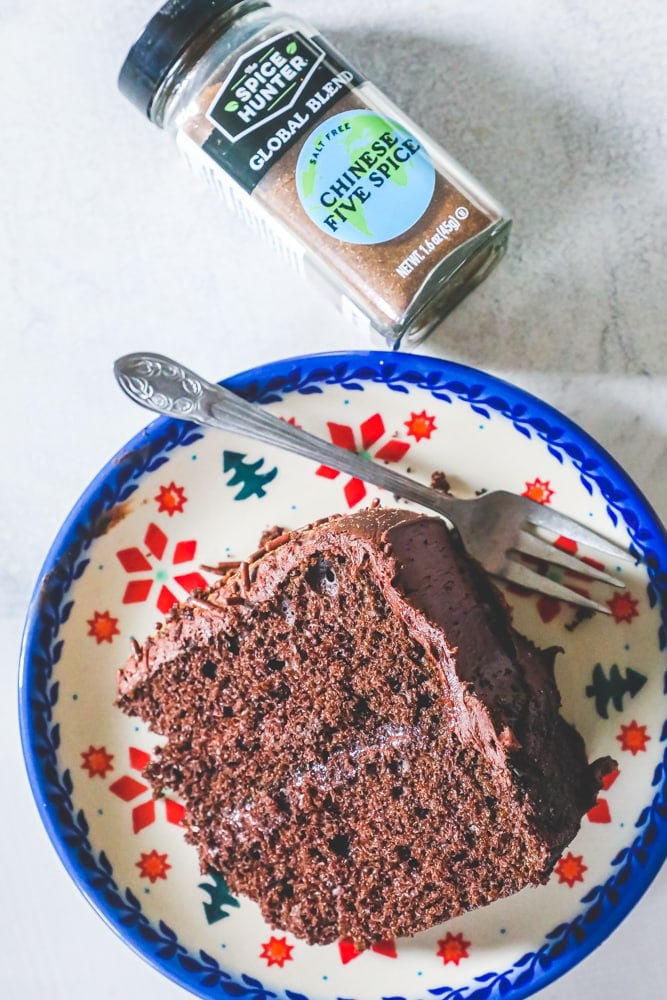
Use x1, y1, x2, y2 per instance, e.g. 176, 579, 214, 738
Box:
203, 32, 363, 192
295, 110, 436, 245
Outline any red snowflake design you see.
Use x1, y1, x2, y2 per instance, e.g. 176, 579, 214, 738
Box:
116, 522, 209, 614
404, 410, 437, 441
80, 745, 114, 779
259, 936, 294, 968
607, 591, 639, 623
338, 937, 397, 964
109, 746, 186, 834
522, 478, 555, 504
436, 932, 471, 965
136, 849, 171, 883
554, 851, 587, 887
535, 595, 561, 624
586, 798, 611, 823
617, 720, 651, 756
86, 610, 120, 644
587, 768, 620, 824
315, 414, 410, 507
155, 482, 188, 517
601, 768, 621, 791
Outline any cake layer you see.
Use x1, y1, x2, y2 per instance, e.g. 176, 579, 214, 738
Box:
118, 508, 613, 946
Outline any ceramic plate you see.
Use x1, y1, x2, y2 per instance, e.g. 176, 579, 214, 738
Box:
20, 352, 667, 1000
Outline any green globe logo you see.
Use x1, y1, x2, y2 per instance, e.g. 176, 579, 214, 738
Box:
296, 110, 436, 245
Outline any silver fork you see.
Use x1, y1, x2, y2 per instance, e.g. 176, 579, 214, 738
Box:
114, 352, 629, 614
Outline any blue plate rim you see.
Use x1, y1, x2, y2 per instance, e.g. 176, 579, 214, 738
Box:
18, 349, 667, 1000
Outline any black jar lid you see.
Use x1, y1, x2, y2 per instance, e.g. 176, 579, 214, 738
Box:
119, 0, 268, 121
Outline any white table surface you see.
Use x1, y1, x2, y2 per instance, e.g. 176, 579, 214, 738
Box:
2, 0, 666, 997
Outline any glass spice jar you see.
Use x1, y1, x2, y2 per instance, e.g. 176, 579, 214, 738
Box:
119, 0, 511, 348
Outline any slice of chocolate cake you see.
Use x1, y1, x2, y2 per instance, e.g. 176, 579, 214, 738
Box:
117, 508, 613, 947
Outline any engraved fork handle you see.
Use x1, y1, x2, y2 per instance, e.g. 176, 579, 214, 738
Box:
114, 352, 466, 519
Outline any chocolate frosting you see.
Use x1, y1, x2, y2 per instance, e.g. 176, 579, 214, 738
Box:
118, 507, 613, 947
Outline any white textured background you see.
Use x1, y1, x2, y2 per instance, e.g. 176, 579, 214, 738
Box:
2, 0, 665, 997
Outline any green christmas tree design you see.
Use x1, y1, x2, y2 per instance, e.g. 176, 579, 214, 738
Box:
198, 870, 241, 924
222, 450, 278, 500
585, 663, 647, 719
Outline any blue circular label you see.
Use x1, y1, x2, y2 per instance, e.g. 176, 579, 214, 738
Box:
295, 110, 436, 245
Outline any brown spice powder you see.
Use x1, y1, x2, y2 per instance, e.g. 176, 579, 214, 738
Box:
185, 86, 497, 329
256, 91, 496, 324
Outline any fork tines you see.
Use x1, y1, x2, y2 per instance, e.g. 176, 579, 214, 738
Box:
524, 503, 630, 560
507, 507, 629, 613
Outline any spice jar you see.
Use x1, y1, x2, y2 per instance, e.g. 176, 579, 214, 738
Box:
119, 0, 511, 348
